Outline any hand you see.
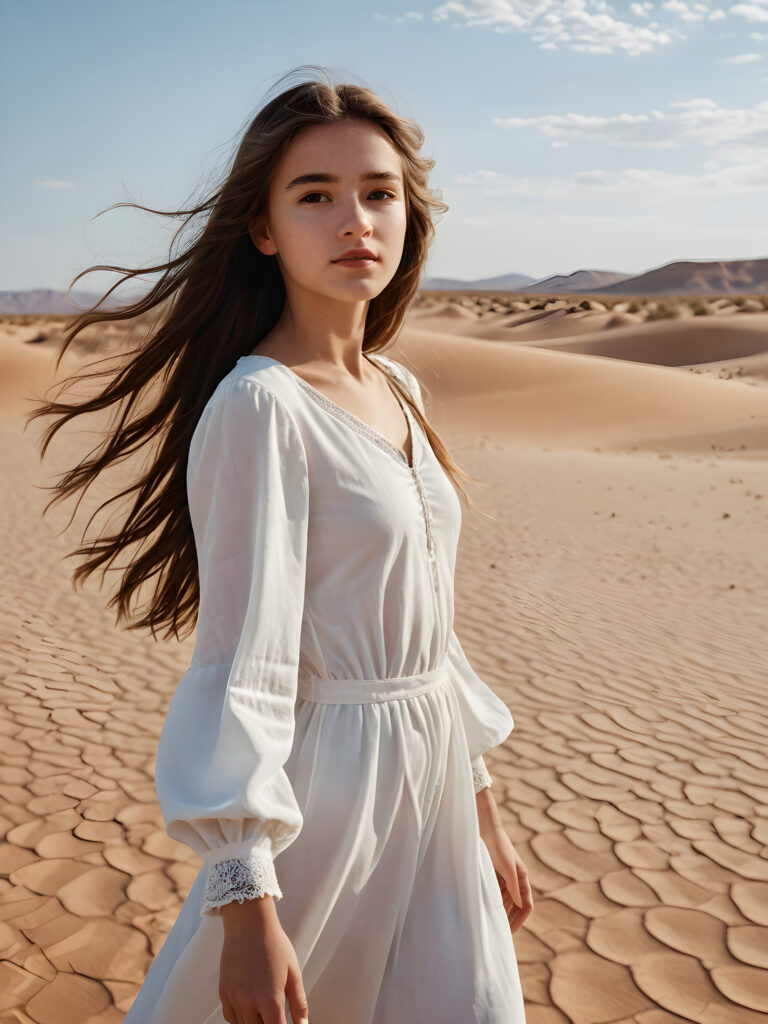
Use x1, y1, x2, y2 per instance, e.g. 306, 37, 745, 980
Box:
219, 895, 309, 1024
481, 825, 534, 934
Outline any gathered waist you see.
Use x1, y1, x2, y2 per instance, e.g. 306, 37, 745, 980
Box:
297, 657, 449, 705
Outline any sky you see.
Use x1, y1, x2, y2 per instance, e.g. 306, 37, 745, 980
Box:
2, 0, 766, 293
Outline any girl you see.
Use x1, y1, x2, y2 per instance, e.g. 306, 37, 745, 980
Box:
31, 68, 532, 1024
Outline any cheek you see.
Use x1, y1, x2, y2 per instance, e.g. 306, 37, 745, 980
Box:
278, 212, 326, 253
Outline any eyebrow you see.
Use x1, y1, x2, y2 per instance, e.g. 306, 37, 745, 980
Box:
285, 170, 402, 191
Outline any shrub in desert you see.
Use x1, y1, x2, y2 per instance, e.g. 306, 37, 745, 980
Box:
646, 302, 680, 321
692, 300, 710, 316
627, 299, 640, 313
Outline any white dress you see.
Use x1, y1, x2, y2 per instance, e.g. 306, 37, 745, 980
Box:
124, 352, 525, 1024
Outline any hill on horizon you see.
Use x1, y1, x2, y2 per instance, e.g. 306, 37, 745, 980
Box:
0, 289, 130, 316
421, 257, 768, 296
3, 256, 767, 315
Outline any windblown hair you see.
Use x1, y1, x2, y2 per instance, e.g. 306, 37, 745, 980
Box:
27, 66, 477, 642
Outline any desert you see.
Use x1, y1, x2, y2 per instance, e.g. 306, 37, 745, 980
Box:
1, 290, 767, 1022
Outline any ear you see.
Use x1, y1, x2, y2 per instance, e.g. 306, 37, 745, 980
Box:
248, 217, 278, 256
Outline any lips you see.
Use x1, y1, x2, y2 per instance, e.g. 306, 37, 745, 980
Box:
333, 249, 377, 262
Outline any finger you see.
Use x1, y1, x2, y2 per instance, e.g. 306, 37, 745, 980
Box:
508, 869, 523, 908
228, 1006, 244, 1024
263, 997, 289, 1024
508, 896, 534, 933
285, 966, 310, 1024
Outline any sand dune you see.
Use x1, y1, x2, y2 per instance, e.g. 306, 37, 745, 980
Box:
505, 316, 768, 367
397, 326, 768, 456
1, 313, 767, 1023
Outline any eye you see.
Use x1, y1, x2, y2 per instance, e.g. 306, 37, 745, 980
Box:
298, 189, 397, 204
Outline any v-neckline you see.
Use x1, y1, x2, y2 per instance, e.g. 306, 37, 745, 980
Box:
236, 353, 418, 470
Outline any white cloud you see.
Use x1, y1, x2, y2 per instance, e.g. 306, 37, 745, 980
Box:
375, 8, 425, 21
431, 0, 678, 55
453, 156, 768, 199
730, 2, 768, 21
492, 98, 768, 149
721, 49, 763, 59
661, 0, 707, 21
461, 97, 768, 207
34, 180, 76, 190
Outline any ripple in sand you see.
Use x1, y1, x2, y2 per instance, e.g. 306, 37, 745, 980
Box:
101, 844, 164, 876
10, 859, 92, 897
710, 964, 768, 1013
56, 866, 130, 917
550, 948, 652, 1023
730, 881, 768, 925
25, 970, 112, 1023
613, 839, 670, 870
0, 843, 38, 874
531, 833, 622, 882
586, 907, 668, 964
633, 949, 731, 1019
600, 869, 659, 907
43, 918, 151, 983
644, 906, 729, 965
726, 924, 768, 969
0, 959, 46, 1008
125, 869, 178, 911
692, 839, 768, 880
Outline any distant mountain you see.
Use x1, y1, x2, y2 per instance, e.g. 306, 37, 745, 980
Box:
596, 257, 768, 296
420, 258, 768, 296
6, 257, 767, 314
420, 272, 537, 291
526, 270, 632, 292
0, 289, 122, 315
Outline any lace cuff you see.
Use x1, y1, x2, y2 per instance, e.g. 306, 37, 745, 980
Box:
201, 846, 283, 916
472, 755, 493, 794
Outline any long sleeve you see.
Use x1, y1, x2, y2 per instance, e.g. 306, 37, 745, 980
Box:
445, 628, 515, 776
471, 755, 494, 794
154, 377, 310, 916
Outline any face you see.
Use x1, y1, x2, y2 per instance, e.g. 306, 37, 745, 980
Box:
250, 118, 408, 304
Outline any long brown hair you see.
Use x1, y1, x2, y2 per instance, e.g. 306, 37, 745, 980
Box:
26, 66, 478, 642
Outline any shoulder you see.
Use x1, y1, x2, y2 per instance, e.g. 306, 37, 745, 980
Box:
371, 352, 425, 412
190, 359, 306, 464
211, 357, 303, 417
370, 352, 423, 397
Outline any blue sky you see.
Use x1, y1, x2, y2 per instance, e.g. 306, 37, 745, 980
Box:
2, 0, 766, 292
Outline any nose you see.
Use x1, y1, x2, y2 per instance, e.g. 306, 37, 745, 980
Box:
338, 193, 373, 237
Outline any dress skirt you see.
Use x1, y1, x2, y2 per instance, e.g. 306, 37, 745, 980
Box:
124, 659, 526, 1024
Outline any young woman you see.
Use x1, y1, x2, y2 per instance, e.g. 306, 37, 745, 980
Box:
31, 68, 532, 1024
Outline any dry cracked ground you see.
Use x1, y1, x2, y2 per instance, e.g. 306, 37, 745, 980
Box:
1, 388, 767, 1023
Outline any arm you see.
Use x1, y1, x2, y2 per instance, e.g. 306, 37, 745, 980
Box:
446, 627, 515, 792
154, 377, 309, 916
475, 778, 504, 837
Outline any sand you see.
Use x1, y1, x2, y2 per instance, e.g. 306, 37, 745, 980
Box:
1, 298, 767, 1023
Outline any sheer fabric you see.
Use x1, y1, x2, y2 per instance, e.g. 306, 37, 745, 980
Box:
124, 353, 525, 1024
